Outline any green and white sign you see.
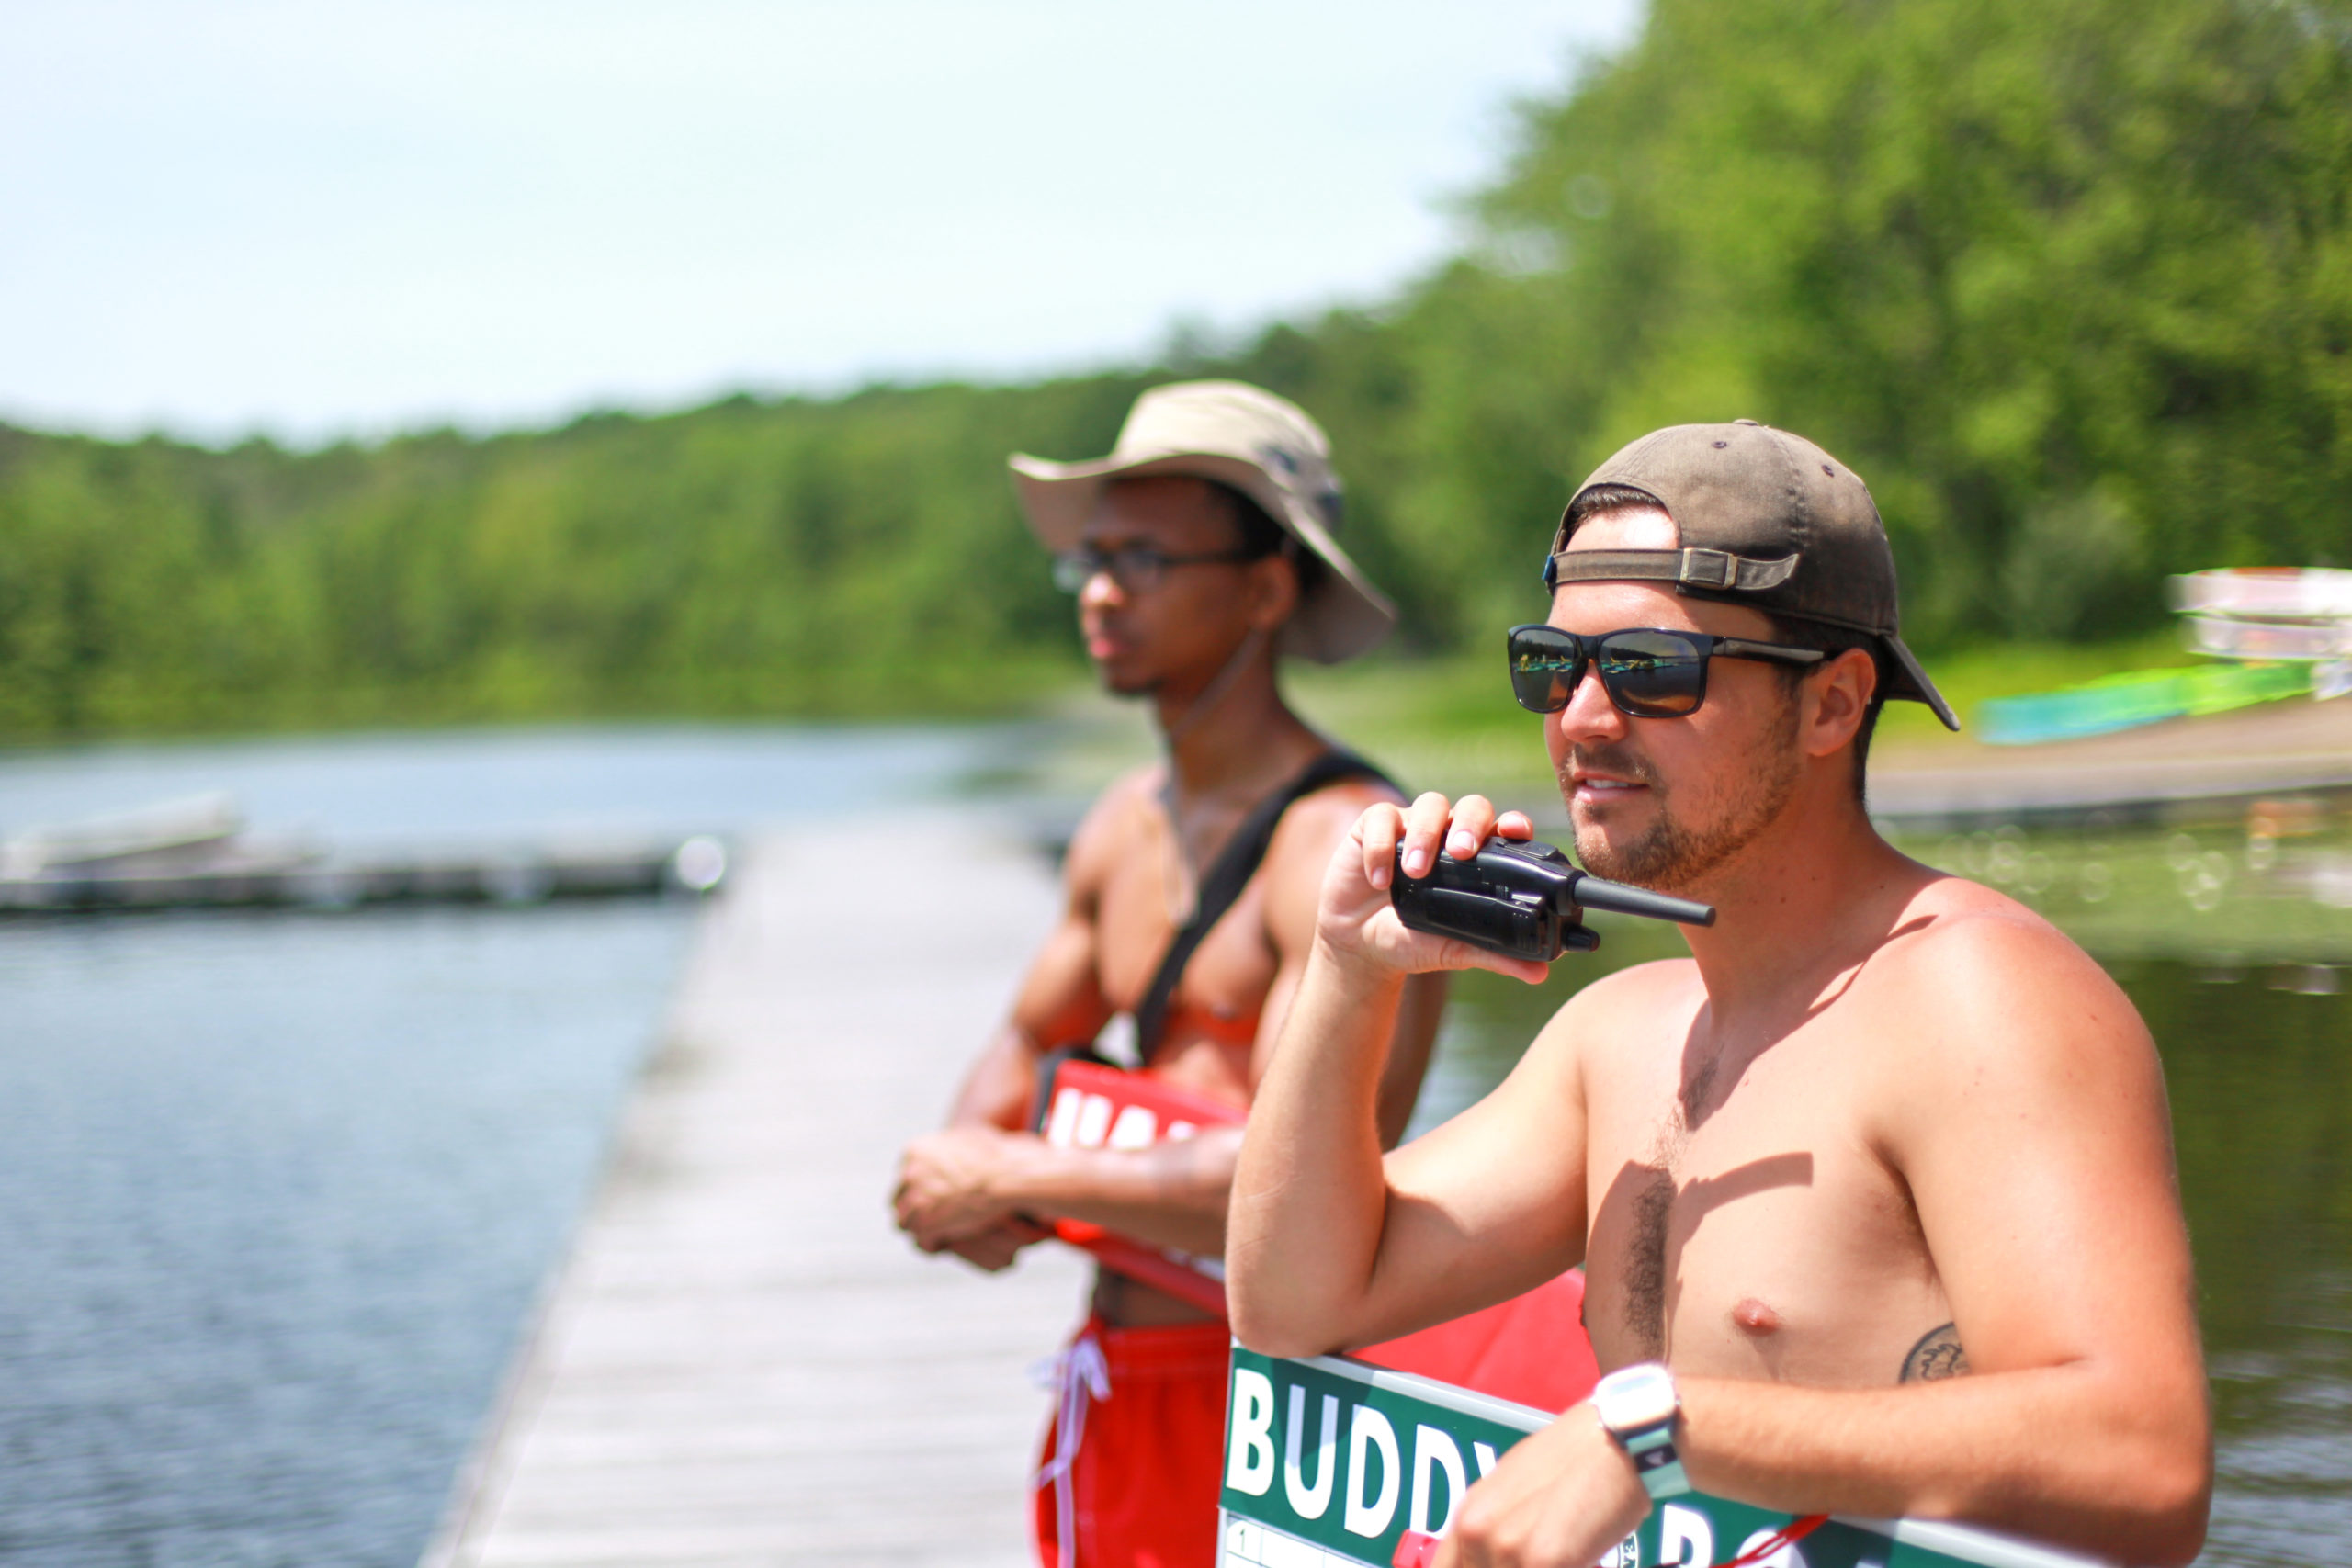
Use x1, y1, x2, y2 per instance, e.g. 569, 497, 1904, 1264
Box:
1218, 1348, 2104, 1568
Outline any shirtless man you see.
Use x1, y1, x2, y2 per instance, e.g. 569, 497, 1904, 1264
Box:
892, 381, 1446, 1568
1228, 422, 2211, 1566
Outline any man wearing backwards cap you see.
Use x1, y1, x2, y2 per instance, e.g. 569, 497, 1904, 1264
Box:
1230, 421, 2211, 1564
892, 381, 1446, 1567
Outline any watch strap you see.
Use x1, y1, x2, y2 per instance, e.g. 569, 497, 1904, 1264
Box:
1620, 1422, 1690, 1500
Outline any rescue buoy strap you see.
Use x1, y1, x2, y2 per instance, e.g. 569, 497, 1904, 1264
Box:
1133, 748, 1396, 1061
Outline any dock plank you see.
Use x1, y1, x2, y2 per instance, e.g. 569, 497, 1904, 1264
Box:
423, 822, 1090, 1568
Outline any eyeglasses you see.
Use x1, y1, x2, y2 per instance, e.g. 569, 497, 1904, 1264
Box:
1507, 625, 1826, 718
1051, 545, 1259, 594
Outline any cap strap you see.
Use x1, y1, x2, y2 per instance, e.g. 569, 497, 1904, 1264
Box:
1545, 547, 1800, 593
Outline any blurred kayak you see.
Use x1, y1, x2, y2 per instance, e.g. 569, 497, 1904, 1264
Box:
1981, 567, 2352, 744
1981, 661, 2313, 745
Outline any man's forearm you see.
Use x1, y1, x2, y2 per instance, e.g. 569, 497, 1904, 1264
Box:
1227, 939, 1408, 1355
1679, 1367, 2211, 1566
992, 1127, 1243, 1256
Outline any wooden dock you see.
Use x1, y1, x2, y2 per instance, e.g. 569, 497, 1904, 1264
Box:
421, 818, 1090, 1568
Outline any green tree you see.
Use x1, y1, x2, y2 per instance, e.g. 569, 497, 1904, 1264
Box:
0, 0, 2345, 739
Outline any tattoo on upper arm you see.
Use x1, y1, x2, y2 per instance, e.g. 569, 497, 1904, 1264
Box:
1900, 1321, 1970, 1382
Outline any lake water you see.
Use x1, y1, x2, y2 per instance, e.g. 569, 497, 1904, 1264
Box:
0, 722, 1037, 1568
1, 725, 2346, 1565
0, 905, 692, 1567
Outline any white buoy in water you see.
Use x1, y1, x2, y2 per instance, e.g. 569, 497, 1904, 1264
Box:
671, 836, 728, 894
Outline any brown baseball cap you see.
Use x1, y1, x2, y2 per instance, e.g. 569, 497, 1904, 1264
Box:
1548, 420, 1959, 730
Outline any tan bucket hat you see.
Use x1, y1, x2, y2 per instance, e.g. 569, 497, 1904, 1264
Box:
1009, 380, 1397, 663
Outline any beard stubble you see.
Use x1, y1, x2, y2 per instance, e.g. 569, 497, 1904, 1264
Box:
1567, 698, 1804, 890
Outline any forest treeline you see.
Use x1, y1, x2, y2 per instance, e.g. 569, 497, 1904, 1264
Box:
2, 0, 2346, 738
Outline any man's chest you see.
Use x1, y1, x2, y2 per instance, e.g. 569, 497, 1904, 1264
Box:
1091, 850, 1277, 1021
1578, 1039, 1949, 1387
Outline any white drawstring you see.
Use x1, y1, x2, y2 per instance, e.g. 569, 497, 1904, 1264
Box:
1031, 1330, 1112, 1566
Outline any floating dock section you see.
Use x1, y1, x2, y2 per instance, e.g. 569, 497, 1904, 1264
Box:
0, 793, 732, 913
421, 818, 1088, 1568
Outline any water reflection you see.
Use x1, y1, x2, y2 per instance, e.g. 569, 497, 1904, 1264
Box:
1413, 829, 2352, 1566
0, 904, 695, 1568
2124, 959, 2352, 1562
1910, 818, 2352, 966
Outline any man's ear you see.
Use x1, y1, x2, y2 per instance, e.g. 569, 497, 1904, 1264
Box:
1245, 551, 1302, 634
1803, 648, 1879, 760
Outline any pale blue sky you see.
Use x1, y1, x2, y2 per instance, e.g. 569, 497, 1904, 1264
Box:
4, 2, 1639, 445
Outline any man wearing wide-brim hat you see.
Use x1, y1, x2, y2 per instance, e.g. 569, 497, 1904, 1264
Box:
893, 381, 1448, 1567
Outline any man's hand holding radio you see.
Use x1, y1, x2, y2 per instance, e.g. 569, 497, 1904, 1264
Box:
1314, 791, 1554, 988
1231, 790, 1569, 1357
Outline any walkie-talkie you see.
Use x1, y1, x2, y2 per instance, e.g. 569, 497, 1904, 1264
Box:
1391, 836, 1715, 961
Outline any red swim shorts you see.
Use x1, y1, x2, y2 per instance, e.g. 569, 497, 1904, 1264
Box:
1034, 1314, 1230, 1568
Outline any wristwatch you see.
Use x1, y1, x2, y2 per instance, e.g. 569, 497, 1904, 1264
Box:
1591, 1361, 1690, 1501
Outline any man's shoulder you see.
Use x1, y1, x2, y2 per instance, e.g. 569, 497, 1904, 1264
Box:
1854, 873, 2154, 1109
1260, 764, 1400, 867
1278, 765, 1402, 829
1871, 873, 2120, 1012
1572, 954, 1705, 1010
1534, 956, 1705, 1058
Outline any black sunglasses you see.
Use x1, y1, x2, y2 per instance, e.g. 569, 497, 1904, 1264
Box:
1507, 625, 1826, 718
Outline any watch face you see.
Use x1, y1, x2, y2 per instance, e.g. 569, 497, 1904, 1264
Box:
1596, 1363, 1679, 1431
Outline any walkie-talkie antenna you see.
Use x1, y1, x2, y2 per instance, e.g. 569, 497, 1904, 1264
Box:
1565, 870, 1715, 927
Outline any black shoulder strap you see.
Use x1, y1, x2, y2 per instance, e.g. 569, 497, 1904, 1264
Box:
1132, 749, 1396, 1061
